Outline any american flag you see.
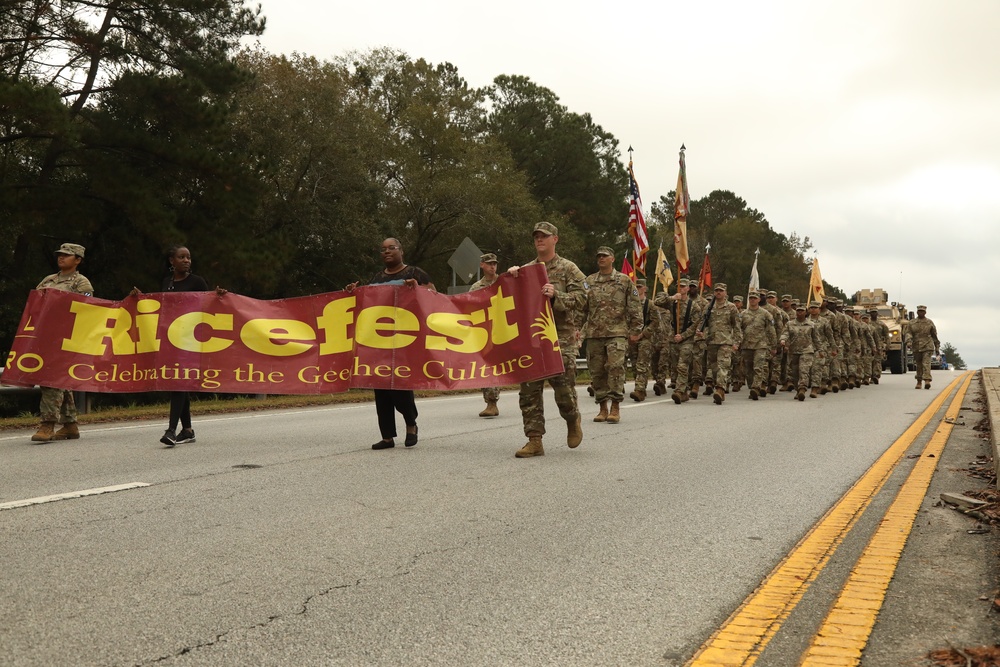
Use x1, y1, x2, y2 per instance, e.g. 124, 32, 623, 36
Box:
627, 163, 648, 274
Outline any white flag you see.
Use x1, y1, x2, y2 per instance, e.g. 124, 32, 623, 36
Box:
748, 248, 760, 294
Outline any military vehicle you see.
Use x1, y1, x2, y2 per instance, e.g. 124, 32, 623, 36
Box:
853, 289, 909, 374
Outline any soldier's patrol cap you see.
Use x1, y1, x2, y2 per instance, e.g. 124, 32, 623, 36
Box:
861, 312, 870, 319
635, 278, 647, 288
533, 221, 558, 236
795, 304, 807, 311
480, 253, 498, 263
781, 294, 792, 302
748, 291, 761, 298
917, 304, 928, 311
678, 277, 691, 287
809, 301, 822, 308
767, 290, 777, 298
733, 295, 744, 302
713, 282, 727, 291
868, 307, 878, 314
596, 245, 614, 256
55, 243, 85, 258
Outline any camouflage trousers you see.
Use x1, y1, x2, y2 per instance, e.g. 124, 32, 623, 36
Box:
731, 348, 745, 386
767, 348, 781, 387
741, 348, 770, 391
668, 342, 679, 383
787, 352, 815, 389
674, 340, 698, 392
39, 387, 77, 423
587, 337, 627, 402
831, 344, 846, 381
872, 353, 883, 379
814, 349, 830, 385
482, 386, 500, 403
913, 350, 933, 381
651, 342, 670, 384
690, 341, 706, 386
706, 344, 735, 390
519, 349, 580, 437
632, 337, 653, 390
845, 346, 859, 380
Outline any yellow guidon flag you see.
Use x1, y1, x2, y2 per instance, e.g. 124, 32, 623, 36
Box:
808, 257, 825, 304
655, 244, 673, 291
673, 145, 691, 275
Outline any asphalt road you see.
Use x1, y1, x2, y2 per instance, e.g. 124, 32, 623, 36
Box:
0, 372, 992, 666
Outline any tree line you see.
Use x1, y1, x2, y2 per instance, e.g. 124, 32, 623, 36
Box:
1, 0, 840, 358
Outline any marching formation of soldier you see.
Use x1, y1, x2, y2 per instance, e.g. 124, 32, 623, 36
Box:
29, 233, 940, 460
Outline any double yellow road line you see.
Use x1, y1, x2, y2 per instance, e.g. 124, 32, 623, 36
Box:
688, 371, 974, 667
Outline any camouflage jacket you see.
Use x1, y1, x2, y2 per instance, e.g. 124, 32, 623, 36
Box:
469, 275, 498, 292
781, 318, 821, 354
525, 254, 587, 342
653, 293, 703, 342
740, 307, 777, 350
701, 299, 743, 346
36, 271, 94, 296
809, 314, 837, 351
763, 302, 787, 341
581, 269, 643, 338
908, 317, 939, 352
820, 310, 842, 348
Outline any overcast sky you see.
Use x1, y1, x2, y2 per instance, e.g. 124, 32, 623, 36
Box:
255, 0, 1000, 369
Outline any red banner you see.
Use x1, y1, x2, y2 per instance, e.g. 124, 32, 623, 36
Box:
3, 265, 565, 394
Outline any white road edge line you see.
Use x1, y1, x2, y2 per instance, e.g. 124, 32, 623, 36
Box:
0, 482, 150, 511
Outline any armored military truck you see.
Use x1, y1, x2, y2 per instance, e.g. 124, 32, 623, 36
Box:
853, 289, 909, 374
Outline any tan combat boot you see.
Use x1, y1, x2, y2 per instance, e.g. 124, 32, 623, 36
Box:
515, 435, 544, 458
795, 388, 806, 401
479, 401, 499, 418
809, 387, 819, 399
713, 387, 725, 405
566, 413, 583, 448
653, 381, 666, 396
606, 401, 621, 424
915, 380, 922, 389
594, 400, 609, 422
689, 384, 700, 399
629, 387, 646, 402
924, 381, 931, 390
31, 421, 56, 442
52, 422, 80, 440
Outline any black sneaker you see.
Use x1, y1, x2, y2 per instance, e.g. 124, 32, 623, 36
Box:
175, 428, 196, 444
160, 429, 178, 447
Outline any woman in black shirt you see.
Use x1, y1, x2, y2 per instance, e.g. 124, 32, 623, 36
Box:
347, 238, 435, 450
156, 245, 222, 447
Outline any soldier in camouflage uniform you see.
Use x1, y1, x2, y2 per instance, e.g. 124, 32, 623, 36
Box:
651, 292, 674, 396
909, 305, 940, 389
780, 303, 822, 401
762, 290, 788, 394
819, 298, 842, 393
688, 282, 710, 398
868, 307, 889, 384
510, 222, 587, 458
739, 291, 776, 400
730, 295, 746, 391
858, 311, 878, 384
809, 301, 837, 394
779, 295, 796, 389
829, 298, 851, 391
582, 247, 643, 423
470, 253, 502, 417
853, 310, 875, 385
654, 278, 703, 404
698, 283, 742, 404
31, 243, 94, 443
629, 279, 654, 402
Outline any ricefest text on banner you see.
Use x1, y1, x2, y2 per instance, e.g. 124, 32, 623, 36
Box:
3, 265, 565, 394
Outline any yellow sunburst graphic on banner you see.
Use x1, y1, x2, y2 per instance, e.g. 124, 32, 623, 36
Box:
530, 302, 560, 351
